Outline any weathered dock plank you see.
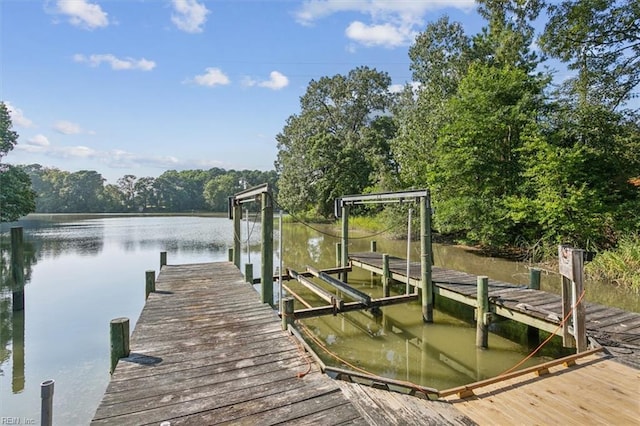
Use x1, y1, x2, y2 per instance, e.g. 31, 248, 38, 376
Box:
350, 252, 640, 352
93, 261, 478, 425
91, 262, 366, 425
443, 354, 640, 425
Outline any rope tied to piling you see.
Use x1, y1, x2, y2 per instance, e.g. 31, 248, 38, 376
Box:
297, 321, 436, 397
500, 288, 587, 376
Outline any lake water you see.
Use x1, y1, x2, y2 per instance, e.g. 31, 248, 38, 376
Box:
1, 214, 637, 424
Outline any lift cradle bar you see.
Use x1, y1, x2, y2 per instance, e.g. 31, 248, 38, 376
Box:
306, 266, 371, 306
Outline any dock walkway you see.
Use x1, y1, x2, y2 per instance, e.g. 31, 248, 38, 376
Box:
350, 252, 640, 355
91, 261, 472, 425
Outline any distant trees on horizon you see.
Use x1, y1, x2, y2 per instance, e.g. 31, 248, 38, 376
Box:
18, 164, 278, 214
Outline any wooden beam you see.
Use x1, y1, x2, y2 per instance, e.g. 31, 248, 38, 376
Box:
438, 347, 603, 398
293, 294, 418, 319
325, 365, 439, 398
307, 266, 371, 306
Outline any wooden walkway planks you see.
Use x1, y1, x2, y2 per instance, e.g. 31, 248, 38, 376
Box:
350, 252, 640, 350
443, 354, 640, 425
91, 262, 366, 425
93, 261, 477, 425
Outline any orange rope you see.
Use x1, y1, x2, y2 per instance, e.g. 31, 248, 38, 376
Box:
297, 322, 430, 395
499, 289, 587, 376
288, 334, 313, 378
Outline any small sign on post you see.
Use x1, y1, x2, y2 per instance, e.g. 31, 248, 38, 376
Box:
558, 245, 587, 353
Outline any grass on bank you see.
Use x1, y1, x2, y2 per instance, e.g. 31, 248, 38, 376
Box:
586, 234, 640, 294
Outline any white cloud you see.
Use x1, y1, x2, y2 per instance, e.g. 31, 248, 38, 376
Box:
188, 68, 230, 87
55, 0, 109, 29
171, 0, 210, 33
388, 81, 421, 94
345, 21, 410, 48
54, 120, 82, 135
242, 72, 289, 90
28, 134, 51, 147
295, 0, 475, 48
259, 71, 289, 90
5, 102, 34, 128
74, 54, 156, 71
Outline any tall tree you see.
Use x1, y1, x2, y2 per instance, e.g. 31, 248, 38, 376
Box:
0, 102, 18, 159
540, 0, 640, 111
275, 66, 394, 217
0, 102, 36, 221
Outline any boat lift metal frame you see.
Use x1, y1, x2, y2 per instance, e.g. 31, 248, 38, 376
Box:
229, 183, 274, 306
334, 189, 435, 322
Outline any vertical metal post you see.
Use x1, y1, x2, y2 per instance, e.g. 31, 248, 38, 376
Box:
41, 379, 55, 426
261, 191, 273, 306
233, 202, 242, 268
341, 204, 349, 283
420, 195, 433, 322
246, 207, 251, 263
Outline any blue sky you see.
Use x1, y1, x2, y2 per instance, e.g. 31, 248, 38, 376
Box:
2, 0, 496, 183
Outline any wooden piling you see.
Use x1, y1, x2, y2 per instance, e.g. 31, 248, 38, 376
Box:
527, 268, 541, 345
145, 270, 156, 299
245, 263, 253, 284
228, 247, 234, 262
110, 317, 130, 374
382, 254, 390, 298
160, 251, 167, 268
281, 297, 294, 331
476, 276, 489, 349
233, 203, 242, 268
529, 268, 541, 290
261, 191, 274, 306
341, 204, 349, 283
370, 241, 377, 252
11, 227, 25, 312
420, 196, 433, 322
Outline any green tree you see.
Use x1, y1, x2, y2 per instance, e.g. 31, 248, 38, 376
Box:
540, 0, 640, 111
0, 165, 36, 222
0, 102, 36, 221
433, 64, 545, 245
275, 66, 394, 217
203, 173, 240, 211
0, 102, 18, 159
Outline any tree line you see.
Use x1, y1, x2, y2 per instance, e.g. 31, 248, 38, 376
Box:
13, 164, 277, 215
275, 0, 639, 251
3, 0, 639, 254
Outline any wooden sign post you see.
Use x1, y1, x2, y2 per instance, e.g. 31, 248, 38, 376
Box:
558, 245, 587, 352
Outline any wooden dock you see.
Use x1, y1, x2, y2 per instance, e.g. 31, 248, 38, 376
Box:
443, 353, 639, 425
349, 252, 640, 354
91, 261, 475, 425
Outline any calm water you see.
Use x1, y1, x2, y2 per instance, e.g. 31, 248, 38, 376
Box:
1, 214, 637, 424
